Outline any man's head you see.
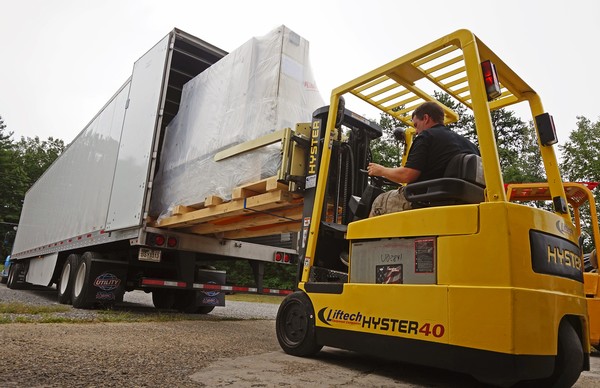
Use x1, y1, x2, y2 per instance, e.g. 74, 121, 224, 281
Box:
411, 102, 445, 133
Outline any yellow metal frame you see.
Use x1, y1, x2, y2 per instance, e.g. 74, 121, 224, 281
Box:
507, 181, 600, 346
301, 29, 570, 282
507, 182, 600, 248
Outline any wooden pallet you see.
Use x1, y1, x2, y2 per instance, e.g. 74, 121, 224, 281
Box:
151, 176, 304, 239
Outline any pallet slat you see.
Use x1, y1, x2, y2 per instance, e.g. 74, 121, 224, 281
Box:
151, 176, 307, 238
185, 206, 303, 234
155, 189, 294, 229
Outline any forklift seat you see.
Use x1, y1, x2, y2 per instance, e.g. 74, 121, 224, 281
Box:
348, 184, 385, 221
404, 153, 485, 207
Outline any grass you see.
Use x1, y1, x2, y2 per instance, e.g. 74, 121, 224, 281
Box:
0, 293, 286, 324
0, 303, 201, 324
0, 302, 71, 314
226, 293, 286, 304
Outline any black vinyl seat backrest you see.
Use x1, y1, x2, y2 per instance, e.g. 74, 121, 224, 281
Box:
444, 153, 485, 187
404, 153, 485, 207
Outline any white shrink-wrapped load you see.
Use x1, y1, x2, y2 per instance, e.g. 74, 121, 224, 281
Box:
150, 26, 324, 219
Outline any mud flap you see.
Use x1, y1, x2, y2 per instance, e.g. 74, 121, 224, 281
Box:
197, 268, 226, 307
85, 259, 127, 306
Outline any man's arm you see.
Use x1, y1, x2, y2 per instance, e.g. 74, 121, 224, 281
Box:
367, 163, 421, 184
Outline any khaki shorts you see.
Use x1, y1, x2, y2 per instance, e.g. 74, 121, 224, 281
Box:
369, 186, 412, 217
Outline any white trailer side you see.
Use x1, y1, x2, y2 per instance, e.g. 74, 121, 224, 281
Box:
13, 29, 227, 260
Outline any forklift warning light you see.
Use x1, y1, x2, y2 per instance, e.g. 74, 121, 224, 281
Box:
481, 60, 502, 101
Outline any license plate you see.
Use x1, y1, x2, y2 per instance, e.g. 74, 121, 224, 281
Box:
138, 248, 161, 262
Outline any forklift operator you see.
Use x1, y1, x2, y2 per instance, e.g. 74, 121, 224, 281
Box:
367, 101, 479, 216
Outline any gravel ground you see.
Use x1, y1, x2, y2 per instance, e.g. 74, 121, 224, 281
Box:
1, 320, 279, 387
0, 284, 282, 387
0, 284, 279, 322
2, 284, 600, 387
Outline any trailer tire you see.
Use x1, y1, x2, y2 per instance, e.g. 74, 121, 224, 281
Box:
195, 306, 215, 314
276, 291, 322, 357
57, 254, 79, 304
6, 265, 16, 288
172, 290, 216, 314
7, 262, 25, 290
152, 289, 175, 309
71, 252, 96, 309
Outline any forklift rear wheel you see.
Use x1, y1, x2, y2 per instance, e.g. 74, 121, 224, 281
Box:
57, 254, 79, 304
544, 321, 583, 388
276, 291, 322, 356
516, 320, 584, 387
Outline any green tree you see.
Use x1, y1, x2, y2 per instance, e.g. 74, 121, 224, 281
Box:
0, 116, 27, 258
559, 116, 600, 251
0, 117, 66, 257
15, 136, 65, 188
371, 110, 408, 167
490, 109, 543, 183
373, 93, 545, 184
559, 116, 600, 182
435, 91, 477, 145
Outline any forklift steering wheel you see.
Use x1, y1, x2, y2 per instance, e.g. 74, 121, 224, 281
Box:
359, 169, 399, 189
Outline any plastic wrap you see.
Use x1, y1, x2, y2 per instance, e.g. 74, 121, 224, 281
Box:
150, 26, 324, 219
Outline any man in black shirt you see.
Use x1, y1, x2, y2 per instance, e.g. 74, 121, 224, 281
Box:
367, 101, 479, 216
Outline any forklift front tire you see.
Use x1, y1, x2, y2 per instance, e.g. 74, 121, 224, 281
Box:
276, 291, 322, 357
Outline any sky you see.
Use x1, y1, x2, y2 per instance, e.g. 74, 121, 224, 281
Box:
1, 0, 598, 149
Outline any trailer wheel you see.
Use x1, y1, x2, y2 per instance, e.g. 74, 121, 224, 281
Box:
6, 264, 16, 288
57, 254, 79, 304
195, 306, 215, 314
6, 262, 25, 289
276, 291, 322, 356
152, 289, 175, 309
172, 290, 216, 314
72, 252, 96, 309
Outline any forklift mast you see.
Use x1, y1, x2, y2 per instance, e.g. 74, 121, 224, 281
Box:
296, 106, 382, 282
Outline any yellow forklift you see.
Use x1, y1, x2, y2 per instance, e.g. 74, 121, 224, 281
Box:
275, 29, 589, 386
507, 182, 600, 350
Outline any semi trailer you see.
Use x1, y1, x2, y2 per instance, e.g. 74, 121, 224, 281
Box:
7, 26, 326, 312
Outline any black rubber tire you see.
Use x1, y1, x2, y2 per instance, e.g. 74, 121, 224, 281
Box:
513, 321, 584, 388
57, 254, 79, 304
195, 306, 215, 314
173, 290, 192, 312
152, 289, 176, 309
276, 291, 322, 356
71, 252, 96, 309
5, 264, 16, 289
6, 262, 24, 290
545, 321, 584, 388
172, 290, 216, 314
